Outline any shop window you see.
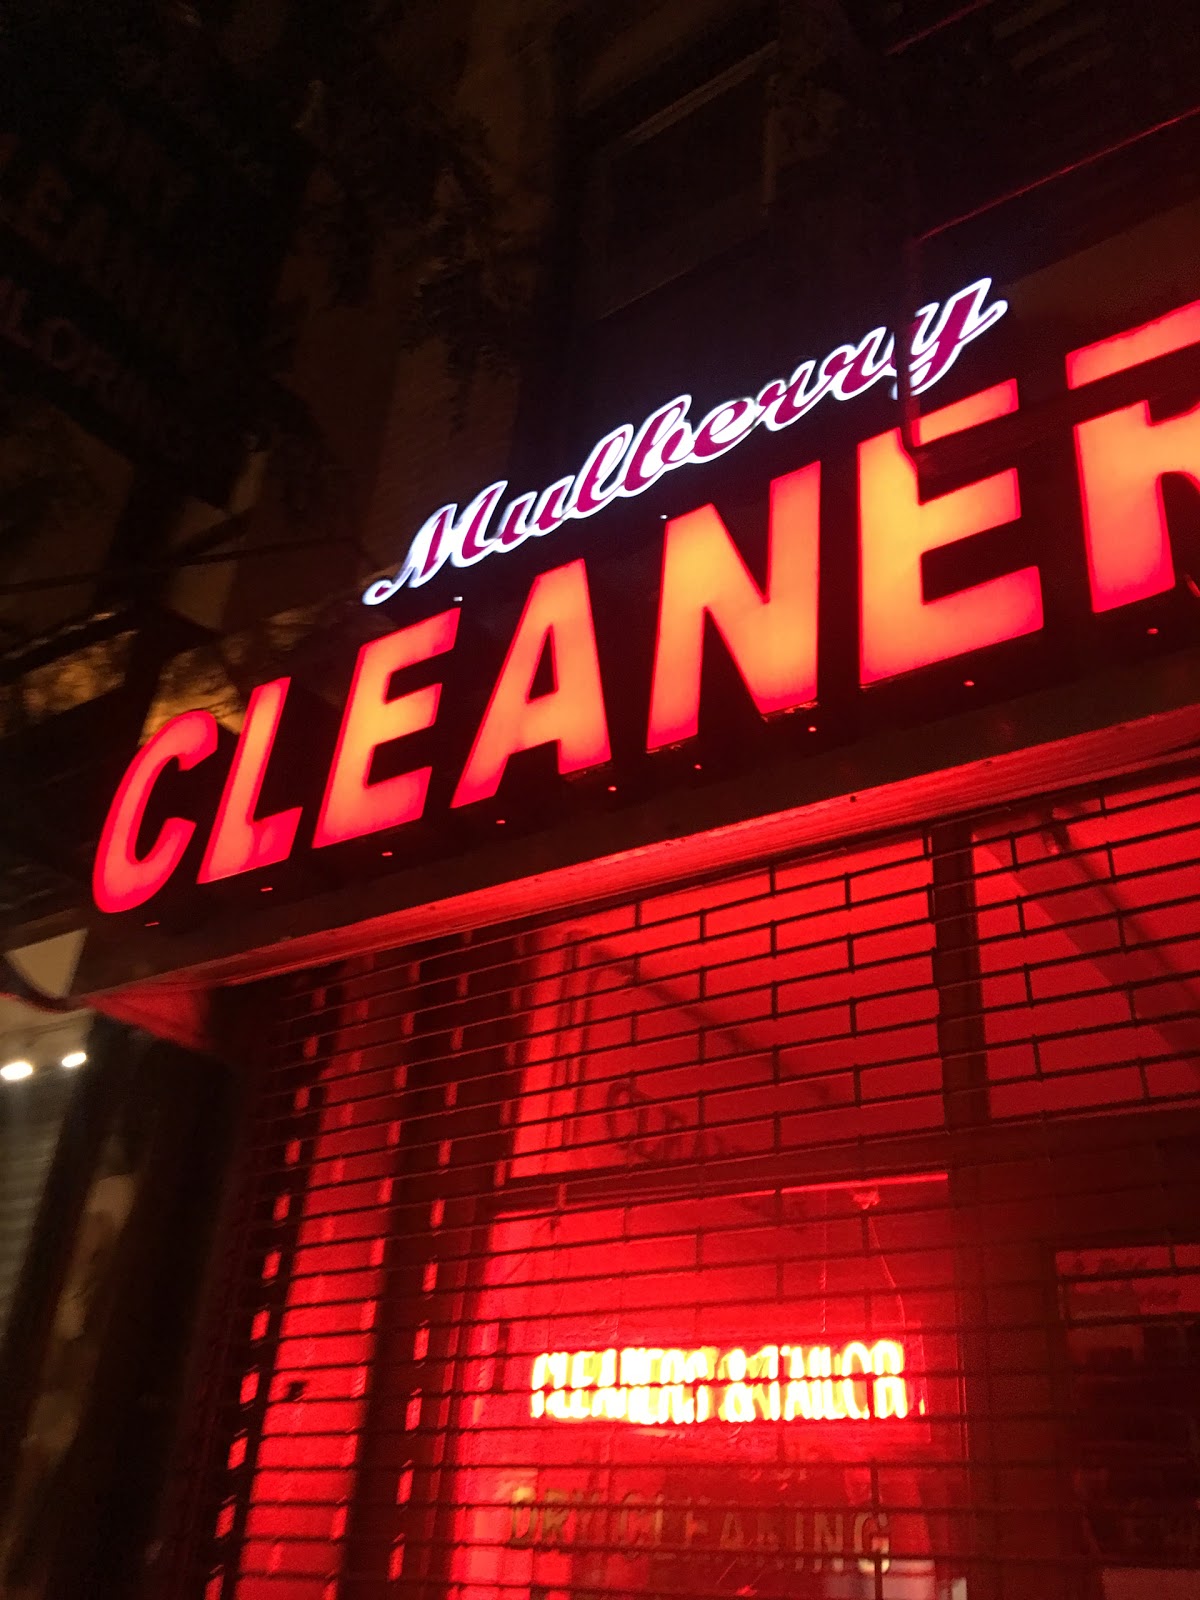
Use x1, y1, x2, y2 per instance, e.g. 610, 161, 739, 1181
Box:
448, 1174, 963, 1600
580, 54, 771, 319
1057, 1243, 1200, 1586
193, 764, 1200, 1600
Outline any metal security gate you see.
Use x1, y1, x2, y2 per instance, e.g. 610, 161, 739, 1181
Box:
166, 760, 1200, 1600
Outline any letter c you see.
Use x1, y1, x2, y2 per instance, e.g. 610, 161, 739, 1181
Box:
92, 710, 219, 913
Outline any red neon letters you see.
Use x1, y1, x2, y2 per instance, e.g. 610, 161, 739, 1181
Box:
1069, 298, 1200, 612
93, 295, 1197, 912
530, 1341, 910, 1426
859, 380, 1039, 685
647, 463, 820, 750
1066, 299, 1200, 388
198, 679, 301, 883
92, 710, 219, 914
315, 609, 460, 847
451, 559, 610, 808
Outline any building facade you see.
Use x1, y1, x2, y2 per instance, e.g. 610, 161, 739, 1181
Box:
6, 3, 1200, 1599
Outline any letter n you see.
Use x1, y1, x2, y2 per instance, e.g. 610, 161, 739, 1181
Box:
647, 463, 819, 750
452, 559, 610, 807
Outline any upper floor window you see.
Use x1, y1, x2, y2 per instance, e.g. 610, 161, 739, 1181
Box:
580, 51, 772, 318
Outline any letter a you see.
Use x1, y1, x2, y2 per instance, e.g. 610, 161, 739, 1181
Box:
452, 559, 611, 807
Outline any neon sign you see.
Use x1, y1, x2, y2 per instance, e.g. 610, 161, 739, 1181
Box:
91, 295, 1200, 915
362, 279, 1008, 601
504, 1486, 894, 1576
530, 1340, 910, 1426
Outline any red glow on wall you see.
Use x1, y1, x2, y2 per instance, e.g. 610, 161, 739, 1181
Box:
1074, 399, 1199, 611
448, 1171, 952, 1600
646, 464, 820, 750
859, 380, 1039, 684
92, 710, 218, 914
452, 558, 611, 808
1066, 298, 1200, 388
198, 679, 302, 883
530, 1338, 909, 1424
197, 777, 1200, 1596
314, 608, 460, 847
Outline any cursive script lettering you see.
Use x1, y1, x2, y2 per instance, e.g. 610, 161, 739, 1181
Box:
363, 278, 1008, 602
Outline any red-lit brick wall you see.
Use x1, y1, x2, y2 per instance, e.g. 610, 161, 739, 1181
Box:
184, 761, 1200, 1600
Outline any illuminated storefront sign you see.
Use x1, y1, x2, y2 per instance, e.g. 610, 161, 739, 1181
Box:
92, 294, 1200, 915
363, 278, 1008, 599
530, 1340, 910, 1424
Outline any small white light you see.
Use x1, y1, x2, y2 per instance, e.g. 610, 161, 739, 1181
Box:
1, 1060, 34, 1082
61, 1051, 87, 1070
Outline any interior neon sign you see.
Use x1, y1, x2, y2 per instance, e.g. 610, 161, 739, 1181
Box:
363, 279, 1008, 601
530, 1340, 909, 1426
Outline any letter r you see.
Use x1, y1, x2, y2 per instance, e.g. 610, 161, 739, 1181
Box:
858, 380, 1037, 683
1069, 299, 1200, 612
